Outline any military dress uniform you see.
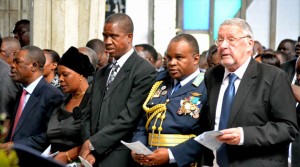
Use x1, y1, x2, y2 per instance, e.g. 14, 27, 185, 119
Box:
132, 71, 207, 167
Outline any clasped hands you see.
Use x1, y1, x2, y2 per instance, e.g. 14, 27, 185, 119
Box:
131, 148, 169, 166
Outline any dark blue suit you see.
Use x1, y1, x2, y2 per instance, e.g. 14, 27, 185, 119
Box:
132, 72, 207, 166
6, 78, 64, 151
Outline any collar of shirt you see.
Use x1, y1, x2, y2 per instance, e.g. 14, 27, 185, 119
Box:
23, 76, 43, 95
174, 68, 200, 87
223, 56, 251, 82
111, 48, 134, 69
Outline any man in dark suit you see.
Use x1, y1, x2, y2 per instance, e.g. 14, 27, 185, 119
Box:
79, 13, 156, 167
167, 18, 298, 167
0, 45, 64, 151
0, 37, 21, 139
281, 40, 300, 83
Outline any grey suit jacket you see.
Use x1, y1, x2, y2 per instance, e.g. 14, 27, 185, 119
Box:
0, 59, 20, 117
83, 51, 156, 167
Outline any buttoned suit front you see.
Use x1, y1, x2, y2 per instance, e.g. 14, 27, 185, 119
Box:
6, 78, 64, 151
172, 59, 298, 167
82, 51, 156, 167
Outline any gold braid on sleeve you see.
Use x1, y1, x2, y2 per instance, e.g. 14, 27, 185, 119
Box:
142, 81, 168, 132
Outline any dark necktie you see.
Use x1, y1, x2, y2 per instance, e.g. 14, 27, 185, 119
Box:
10, 89, 27, 141
172, 81, 181, 95
217, 73, 238, 167
106, 62, 120, 90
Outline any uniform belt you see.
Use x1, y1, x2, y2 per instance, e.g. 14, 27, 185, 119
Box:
148, 133, 196, 147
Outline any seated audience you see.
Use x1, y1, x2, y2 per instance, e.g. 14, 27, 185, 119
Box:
46, 46, 94, 164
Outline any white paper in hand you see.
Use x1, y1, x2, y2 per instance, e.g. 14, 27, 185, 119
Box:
79, 156, 93, 167
41, 145, 59, 158
194, 131, 223, 151
121, 140, 153, 155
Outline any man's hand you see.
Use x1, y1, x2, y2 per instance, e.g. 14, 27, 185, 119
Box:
0, 142, 14, 150
85, 154, 96, 165
79, 140, 91, 159
143, 148, 169, 166
216, 128, 241, 145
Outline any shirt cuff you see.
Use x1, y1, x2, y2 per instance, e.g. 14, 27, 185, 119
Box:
168, 149, 176, 163
238, 127, 244, 145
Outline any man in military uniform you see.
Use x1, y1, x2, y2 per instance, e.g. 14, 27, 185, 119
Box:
131, 34, 208, 167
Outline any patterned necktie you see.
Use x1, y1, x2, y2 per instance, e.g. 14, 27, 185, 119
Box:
10, 89, 27, 141
106, 62, 120, 90
217, 73, 238, 167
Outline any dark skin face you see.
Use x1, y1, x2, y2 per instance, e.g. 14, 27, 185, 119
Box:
13, 24, 30, 47
277, 41, 295, 59
10, 50, 35, 86
57, 65, 82, 94
166, 40, 200, 80
102, 22, 133, 60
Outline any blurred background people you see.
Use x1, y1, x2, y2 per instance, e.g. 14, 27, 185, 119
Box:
260, 53, 281, 68
12, 19, 30, 47
43, 49, 60, 88
277, 39, 296, 61
86, 39, 109, 70
206, 44, 220, 68
0, 36, 21, 139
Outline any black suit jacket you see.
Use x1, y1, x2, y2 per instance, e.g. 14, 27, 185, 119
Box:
6, 78, 64, 151
172, 59, 299, 167
281, 58, 297, 83
82, 51, 156, 167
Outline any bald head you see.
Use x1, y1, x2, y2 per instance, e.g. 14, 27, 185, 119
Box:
78, 47, 98, 70
0, 37, 21, 65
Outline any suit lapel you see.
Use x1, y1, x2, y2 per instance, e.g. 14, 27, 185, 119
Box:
228, 59, 257, 127
13, 79, 44, 136
91, 65, 110, 132
103, 53, 136, 100
209, 66, 224, 124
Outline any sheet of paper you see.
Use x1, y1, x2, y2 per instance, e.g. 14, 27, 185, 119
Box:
79, 156, 93, 167
194, 131, 223, 151
121, 140, 153, 155
41, 145, 51, 157
41, 145, 59, 158
65, 162, 81, 167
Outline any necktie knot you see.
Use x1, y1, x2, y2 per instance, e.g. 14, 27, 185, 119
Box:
228, 73, 238, 83
172, 81, 181, 94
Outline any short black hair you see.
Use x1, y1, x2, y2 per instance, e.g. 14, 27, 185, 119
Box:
135, 44, 158, 61
13, 19, 30, 34
86, 39, 105, 54
21, 45, 45, 69
43, 49, 60, 63
171, 33, 199, 55
105, 13, 134, 34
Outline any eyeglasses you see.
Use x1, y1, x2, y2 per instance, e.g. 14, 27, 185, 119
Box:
215, 36, 250, 46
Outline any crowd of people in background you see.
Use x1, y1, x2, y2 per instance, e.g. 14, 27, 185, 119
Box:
0, 13, 300, 167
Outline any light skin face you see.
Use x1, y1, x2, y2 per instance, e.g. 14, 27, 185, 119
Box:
217, 25, 254, 72
102, 22, 133, 60
57, 65, 82, 94
166, 40, 200, 80
10, 50, 35, 85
